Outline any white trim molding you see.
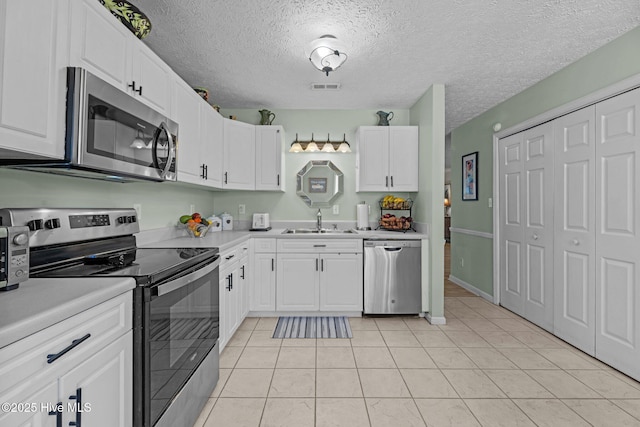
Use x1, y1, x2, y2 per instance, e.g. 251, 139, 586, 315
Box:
448, 275, 496, 304
449, 227, 493, 239
426, 314, 447, 325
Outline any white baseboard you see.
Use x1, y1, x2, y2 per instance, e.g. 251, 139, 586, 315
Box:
448, 275, 495, 303
426, 314, 446, 325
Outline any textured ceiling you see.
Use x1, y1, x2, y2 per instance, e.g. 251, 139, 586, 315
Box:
135, 0, 640, 133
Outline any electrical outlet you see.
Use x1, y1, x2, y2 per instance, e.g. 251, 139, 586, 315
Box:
189, 204, 195, 215
332, 205, 339, 214
133, 204, 142, 220
460, 257, 464, 267
238, 204, 246, 215
488, 197, 493, 208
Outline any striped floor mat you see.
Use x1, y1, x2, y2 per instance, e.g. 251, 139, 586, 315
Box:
273, 316, 352, 339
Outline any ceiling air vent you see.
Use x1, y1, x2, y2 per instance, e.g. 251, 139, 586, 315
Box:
311, 83, 341, 91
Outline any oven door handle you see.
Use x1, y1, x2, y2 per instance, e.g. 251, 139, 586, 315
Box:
155, 256, 220, 296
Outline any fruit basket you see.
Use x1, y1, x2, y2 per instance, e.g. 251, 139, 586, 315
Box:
379, 215, 413, 231
377, 195, 416, 232
379, 197, 413, 210
179, 213, 212, 238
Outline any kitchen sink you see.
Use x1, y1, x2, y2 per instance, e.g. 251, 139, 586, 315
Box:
282, 228, 358, 234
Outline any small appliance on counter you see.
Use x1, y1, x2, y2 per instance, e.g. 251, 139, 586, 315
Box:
356, 203, 371, 230
220, 213, 233, 230
251, 213, 271, 231
206, 215, 222, 232
0, 226, 30, 291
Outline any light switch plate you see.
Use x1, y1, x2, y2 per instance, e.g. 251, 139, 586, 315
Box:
333, 205, 339, 214
239, 204, 246, 214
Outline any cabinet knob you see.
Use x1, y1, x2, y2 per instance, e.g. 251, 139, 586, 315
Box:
572, 239, 580, 246
532, 234, 538, 240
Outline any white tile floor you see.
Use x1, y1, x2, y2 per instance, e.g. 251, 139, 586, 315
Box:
193, 296, 640, 427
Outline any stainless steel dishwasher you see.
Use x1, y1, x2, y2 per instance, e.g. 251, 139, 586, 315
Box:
364, 240, 422, 314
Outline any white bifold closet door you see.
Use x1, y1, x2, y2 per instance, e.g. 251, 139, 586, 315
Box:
594, 88, 640, 379
553, 106, 597, 355
499, 122, 554, 331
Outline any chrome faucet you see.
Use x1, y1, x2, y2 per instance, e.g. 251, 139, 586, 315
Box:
316, 209, 322, 231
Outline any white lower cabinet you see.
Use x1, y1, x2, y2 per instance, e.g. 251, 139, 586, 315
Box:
59, 332, 132, 427
219, 242, 251, 351
277, 254, 320, 311
0, 292, 133, 427
251, 239, 277, 312
275, 239, 363, 313
319, 253, 363, 311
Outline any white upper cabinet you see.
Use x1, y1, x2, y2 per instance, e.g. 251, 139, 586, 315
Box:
356, 126, 419, 192
69, 0, 172, 115
223, 119, 255, 190
130, 43, 172, 116
173, 79, 202, 185
0, 0, 66, 159
173, 78, 223, 188
255, 125, 284, 191
200, 105, 224, 187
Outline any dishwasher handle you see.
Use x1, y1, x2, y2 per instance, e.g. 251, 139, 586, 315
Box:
383, 247, 403, 252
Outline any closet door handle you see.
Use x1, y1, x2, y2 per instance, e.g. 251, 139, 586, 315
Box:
224, 172, 228, 184
271, 258, 274, 271
390, 176, 394, 187
316, 258, 319, 271
277, 174, 280, 186
385, 176, 389, 187
241, 265, 245, 279
321, 259, 324, 272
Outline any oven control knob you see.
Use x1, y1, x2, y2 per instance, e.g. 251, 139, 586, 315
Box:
117, 216, 126, 224
15, 269, 25, 277
44, 218, 61, 229
27, 219, 44, 231
126, 216, 136, 223
13, 233, 29, 246
129, 216, 137, 223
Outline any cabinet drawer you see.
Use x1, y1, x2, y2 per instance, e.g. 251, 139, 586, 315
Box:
277, 239, 363, 253
220, 247, 241, 267
0, 291, 132, 398
254, 238, 276, 253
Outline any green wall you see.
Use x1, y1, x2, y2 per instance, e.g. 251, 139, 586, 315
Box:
215, 109, 413, 224
450, 25, 640, 296
0, 168, 214, 230
409, 85, 446, 317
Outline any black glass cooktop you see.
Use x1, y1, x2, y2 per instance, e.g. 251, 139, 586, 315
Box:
32, 247, 218, 286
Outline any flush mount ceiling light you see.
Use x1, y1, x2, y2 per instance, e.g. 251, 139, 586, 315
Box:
306, 35, 347, 77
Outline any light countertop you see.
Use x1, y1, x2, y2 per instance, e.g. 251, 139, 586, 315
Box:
0, 277, 135, 349
141, 228, 429, 252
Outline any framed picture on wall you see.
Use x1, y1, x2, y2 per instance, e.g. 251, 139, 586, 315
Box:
462, 151, 478, 201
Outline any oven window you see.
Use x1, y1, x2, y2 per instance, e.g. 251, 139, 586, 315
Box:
148, 268, 219, 425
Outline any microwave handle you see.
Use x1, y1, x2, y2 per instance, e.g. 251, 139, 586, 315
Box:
155, 256, 220, 296
151, 122, 176, 180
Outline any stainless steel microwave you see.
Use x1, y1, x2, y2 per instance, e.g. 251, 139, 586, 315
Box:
4, 67, 178, 182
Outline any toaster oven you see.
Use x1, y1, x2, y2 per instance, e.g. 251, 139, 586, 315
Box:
0, 226, 30, 291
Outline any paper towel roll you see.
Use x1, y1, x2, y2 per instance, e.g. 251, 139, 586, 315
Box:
356, 203, 371, 230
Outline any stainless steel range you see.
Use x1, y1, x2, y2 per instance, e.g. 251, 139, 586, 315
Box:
0, 208, 220, 427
